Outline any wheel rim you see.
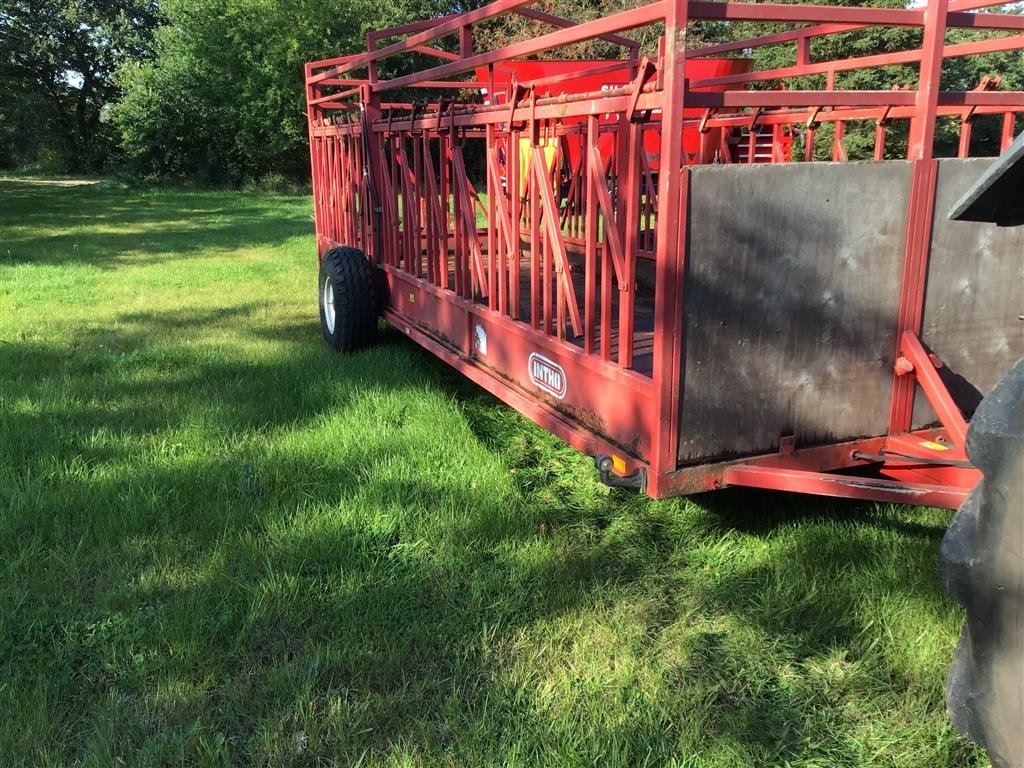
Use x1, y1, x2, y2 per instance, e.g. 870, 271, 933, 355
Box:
322, 278, 336, 335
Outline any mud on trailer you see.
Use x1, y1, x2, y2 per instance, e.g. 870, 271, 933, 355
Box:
304, 0, 1024, 508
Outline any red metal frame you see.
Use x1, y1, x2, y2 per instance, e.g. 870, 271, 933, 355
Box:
305, 1, 1023, 509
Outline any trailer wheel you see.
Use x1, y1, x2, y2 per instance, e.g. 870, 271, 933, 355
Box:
318, 246, 378, 353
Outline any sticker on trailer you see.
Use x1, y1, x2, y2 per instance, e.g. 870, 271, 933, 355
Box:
528, 353, 567, 399
473, 323, 487, 357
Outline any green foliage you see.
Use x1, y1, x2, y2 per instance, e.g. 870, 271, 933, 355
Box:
0, 176, 986, 767
0, 0, 162, 171
5, 0, 1020, 180
110, 0, 453, 185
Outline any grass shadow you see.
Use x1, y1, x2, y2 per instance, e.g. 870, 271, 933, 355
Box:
0, 178, 981, 767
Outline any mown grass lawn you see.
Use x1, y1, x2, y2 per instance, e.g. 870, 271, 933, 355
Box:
0, 177, 984, 767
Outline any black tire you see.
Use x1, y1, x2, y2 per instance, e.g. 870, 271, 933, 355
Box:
318, 246, 378, 353
940, 358, 1023, 768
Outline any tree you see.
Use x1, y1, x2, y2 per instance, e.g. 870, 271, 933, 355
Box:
110, 0, 457, 185
0, 0, 162, 171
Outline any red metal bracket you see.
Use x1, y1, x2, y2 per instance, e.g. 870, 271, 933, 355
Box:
505, 81, 527, 131
435, 97, 449, 134
625, 58, 657, 123
895, 331, 969, 450
698, 107, 718, 134
806, 105, 822, 129
723, 464, 970, 509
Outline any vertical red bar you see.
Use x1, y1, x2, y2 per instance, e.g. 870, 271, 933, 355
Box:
340, 136, 350, 244
324, 137, 334, 242
486, 122, 497, 310
1001, 112, 1015, 152
427, 137, 435, 283
543, 181, 553, 336
832, 120, 846, 161
489, 136, 509, 315
907, 1, 948, 161
305, 63, 323, 256
874, 121, 887, 161
310, 137, 319, 245
398, 141, 407, 271
578, 146, 586, 238
770, 124, 780, 163
364, 31, 385, 267
889, 0, 948, 436
321, 137, 331, 242
341, 136, 350, 241
620, 121, 641, 369
390, 144, 400, 268
404, 141, 413, 272
529, 145, 541, 330
463, 149, 473, 297
440, 138, 450, 290
541, 139, 554, 336
380, 135, 390, 266
339, 137, 347, 241
393, 140, 402, 270
600, 139, 613, 362
414, 137, 424, 277
614, 120, 629, 259
366, 32, 385, 264
584, 116, 598, 356
797, 35, 810, 67
407, 140, 419, 275
487, 56, 498, 303
330, 137, 338, 240
422, 136, 433, 283
430, 137, 440, 285
426, 138, 443, 287
377, 137, 388, 264
354, 130, 364, 251
345, 130, 353, 250
342, 130, 350, 248
364, 129, 372, 253
555, 253, 565, 340
333, 136, 342, 243
569, 138, 577, 239
499, 176, 509, 315
958, 117, 972, 158
346, 135, 355, 244
649, 0, 689, 496
509, 129, 521, 320
450, 137, 463, 297
355, 132, 363, 247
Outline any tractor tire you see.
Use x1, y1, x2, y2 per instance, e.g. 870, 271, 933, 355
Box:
940, 358, 1023, 768
318, 246, 378, 353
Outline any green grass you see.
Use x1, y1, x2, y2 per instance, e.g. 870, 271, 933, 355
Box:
0, 177, 985, 767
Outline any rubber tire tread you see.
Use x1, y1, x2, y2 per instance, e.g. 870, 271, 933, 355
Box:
319, 246, 378, 353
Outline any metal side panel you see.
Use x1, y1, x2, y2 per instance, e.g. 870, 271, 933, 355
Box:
678, 161, 912, 465
913, 158, 1024, 428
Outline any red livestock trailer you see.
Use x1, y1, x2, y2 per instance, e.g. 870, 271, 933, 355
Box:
304, 0, 1024, 508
